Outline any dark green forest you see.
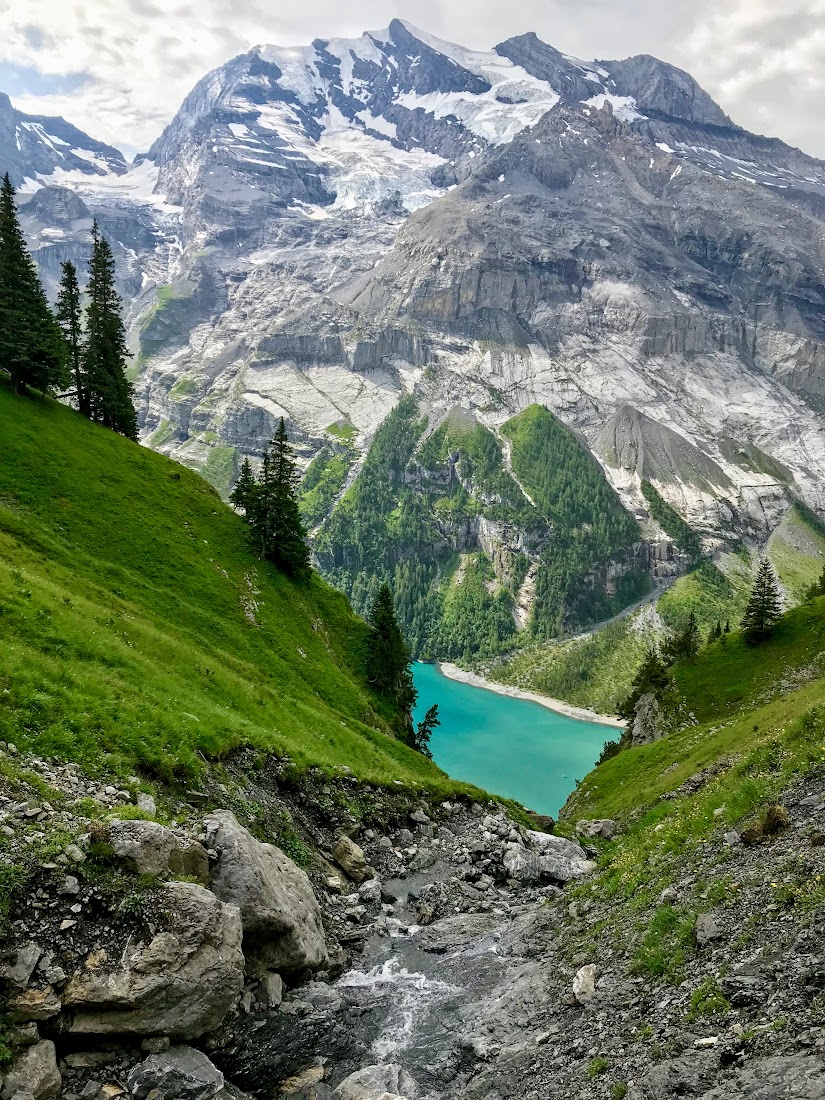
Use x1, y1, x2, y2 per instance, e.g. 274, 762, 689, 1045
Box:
313, 400, 648, 660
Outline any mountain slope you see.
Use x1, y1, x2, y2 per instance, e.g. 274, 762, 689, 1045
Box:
6, 20, 825, 664
0, 384, 471, 793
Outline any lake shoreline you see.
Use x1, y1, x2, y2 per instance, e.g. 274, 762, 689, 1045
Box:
436, 662, 626, 730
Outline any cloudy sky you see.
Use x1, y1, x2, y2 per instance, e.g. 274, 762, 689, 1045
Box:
1, 0, 823, 158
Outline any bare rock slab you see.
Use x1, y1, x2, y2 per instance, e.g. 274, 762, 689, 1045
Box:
204, 810, 327, 977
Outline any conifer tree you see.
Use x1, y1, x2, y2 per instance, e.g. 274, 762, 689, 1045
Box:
230, 457, 257, 515
0, 173, 66, 395
246, 420, 310, 577
366, 582, 417, 739
662, 611, 701, 663
56, 260, 88, 414
619, 644, 669, 722
83, 221, 137, 439
741, 558, 782, 644
413, 703, 439, 759
804, 565, 825, 601
270, 418, 311, 577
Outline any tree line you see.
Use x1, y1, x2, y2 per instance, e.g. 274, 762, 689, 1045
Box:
0, 174, 136, 439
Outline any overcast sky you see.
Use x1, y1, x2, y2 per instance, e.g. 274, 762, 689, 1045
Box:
1, 0, 823, 159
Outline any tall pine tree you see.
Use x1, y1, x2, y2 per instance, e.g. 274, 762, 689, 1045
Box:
366, 582, 417, 742
0, 173, 66, 396
230, 457, 257, 514
246, 420, 310, 577
741, 558, 782, 644
83, 221, 137, 439
56, 260, 88, 414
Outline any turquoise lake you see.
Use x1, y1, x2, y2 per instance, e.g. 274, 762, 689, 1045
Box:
412, 662, 612, 817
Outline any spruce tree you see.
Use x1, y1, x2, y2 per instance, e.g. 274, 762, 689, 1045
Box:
741, 558, 782, 644
366, 582, 417, 739
230, 457, 257, 514
804, 565, 825, 601
619, 644, 669, 722
245, 421, 310, 577
84, 221, 137, 439
0, 173, 66, 395
56, 260, 88, 414
661, 612, 701, 665
269, 418, 311, 577
413, 703, 439, 759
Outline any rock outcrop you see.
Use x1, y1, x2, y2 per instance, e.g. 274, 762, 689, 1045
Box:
204, 811, 327, 977
0, 1040, 61, 1100
127, 1046, 225, 1100
62, 881, 244, 1039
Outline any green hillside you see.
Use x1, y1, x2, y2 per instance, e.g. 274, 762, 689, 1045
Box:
315, 400, 647, 660
0, 385, 475, 795
566, 597, 825, 825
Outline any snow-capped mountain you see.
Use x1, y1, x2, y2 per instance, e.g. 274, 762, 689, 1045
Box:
0, 92, 127, 187
5, 19, 825, 608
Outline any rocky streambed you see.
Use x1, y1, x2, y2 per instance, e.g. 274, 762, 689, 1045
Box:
2, 745, 825, 1100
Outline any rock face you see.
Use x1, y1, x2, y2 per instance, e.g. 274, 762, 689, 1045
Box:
107, 819, 209, 882
333, 1064, 418, 1100
0, 1040, 61, 1100
62, 881, 244, 1039
127, 1046, 225, 1100
204, 810, 327, 976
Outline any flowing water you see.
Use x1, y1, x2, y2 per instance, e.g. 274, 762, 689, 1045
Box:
413, 662, 612, 817
221, 667, 610, 1095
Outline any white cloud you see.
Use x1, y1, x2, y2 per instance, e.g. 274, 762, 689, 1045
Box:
3, 0, 824, 158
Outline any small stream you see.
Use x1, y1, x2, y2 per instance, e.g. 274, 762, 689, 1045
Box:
220, 866, 512, 1097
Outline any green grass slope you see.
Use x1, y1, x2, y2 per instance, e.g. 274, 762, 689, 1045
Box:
0, 387, 474, 794
566, 597, 825, 824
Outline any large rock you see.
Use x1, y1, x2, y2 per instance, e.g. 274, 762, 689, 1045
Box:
204, 810, 327, 976
502, 843, 543, 883
575, 819, 618, 840
0, 941, 42, 988
525, 832, 596, 882
107, 819, 209, 883
127, 1046, 225, 1099
332, 836, 368, 884
333, 1064, 417, 1100
62, 881, 243, 1039
0, 1040, 61, 1100
572, 964, 598, 1005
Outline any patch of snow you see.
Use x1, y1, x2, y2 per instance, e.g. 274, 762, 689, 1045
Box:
582, 94, 645, 122
656, 142, 674, 154
228, 122, 251, 139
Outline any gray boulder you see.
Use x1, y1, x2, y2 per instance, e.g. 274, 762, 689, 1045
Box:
332, 835, 368, 883
62, 881, 243, 1039
502, 843, 543, 883
0, 942, 42, 988
525, 832, 596, 882
575, 819, 618, 840
127, 1045, 224, 1099
204, 810, 327, 976
695, 911, 724, 947
333, 1064, 417, 1100
0, 1040, 61, 1100
107, 819, 209, 883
